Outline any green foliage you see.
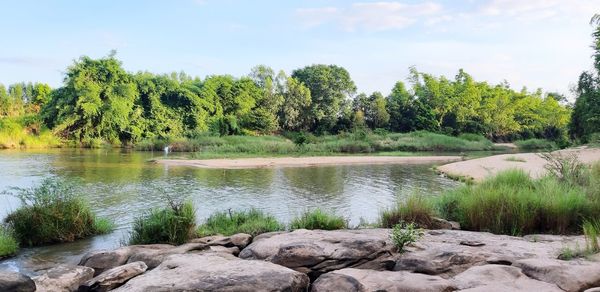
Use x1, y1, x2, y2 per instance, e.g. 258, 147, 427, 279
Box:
3, 179, 114, 246
390, 222, 424, 252
435, 169, 600, 235
197, 209, 284, 237
289, 209, 347, 230
128, 200, 196, 245
0, 226, 18, 258
514, 139, 556, 150
583, 219, 600, 253
0, 116, 61, 149
379, 195, 435, 228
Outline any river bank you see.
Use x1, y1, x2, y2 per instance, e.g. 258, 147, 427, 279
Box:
4, 228, 599, 291
157, 155, 463, 169
437, 147, 600, 182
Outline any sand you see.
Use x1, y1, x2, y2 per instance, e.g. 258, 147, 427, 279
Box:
157, 155, 463, 169
436, 147, 600, 182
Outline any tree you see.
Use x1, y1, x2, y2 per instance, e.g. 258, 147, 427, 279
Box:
278, 77, 311, 131
292, 65, 356, 133
362, 92, 389, 129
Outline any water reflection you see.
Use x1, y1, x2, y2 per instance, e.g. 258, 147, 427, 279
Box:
0, 149, 460, 274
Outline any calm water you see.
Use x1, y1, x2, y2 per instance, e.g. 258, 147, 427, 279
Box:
0, 149, 460, 274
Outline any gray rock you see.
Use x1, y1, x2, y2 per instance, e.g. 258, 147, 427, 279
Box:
312, 268, 456, 292
432, 217, 461, 230
239, 229, 394, 278
514, 258, 600, 292
111, 253, 309, 292
78, 261, 147, 292
33, 264, 94, 292
0, 271, 36, 292
190, 233, 253, 249
79, 244, 172, 275
453, 264, 562, 291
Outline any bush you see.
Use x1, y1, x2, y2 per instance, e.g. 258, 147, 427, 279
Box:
390, 222, 423, 252
128, 201, 196, 245
435, 169, 598, 235
379, 195, 436, 228
289, 209, 347, 230
514, 139, 556, 150
3, 179, 114, 246
0, 226, 18, 258
197, 209, 284, 237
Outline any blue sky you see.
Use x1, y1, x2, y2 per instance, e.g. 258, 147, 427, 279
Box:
1, 0, 599, 97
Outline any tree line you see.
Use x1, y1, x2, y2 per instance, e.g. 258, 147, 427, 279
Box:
10, 40, 600, 146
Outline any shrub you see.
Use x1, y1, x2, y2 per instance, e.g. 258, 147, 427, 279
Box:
128, 200, 196, 245
197, 209, 284, 237
3, 179, 114, 246
390, 222, 423, 252
289, 209, 347, 230
379, 195, 436, 228
514, 139, 556, 150
0, 226, 18, 258
540, 152, 588, 186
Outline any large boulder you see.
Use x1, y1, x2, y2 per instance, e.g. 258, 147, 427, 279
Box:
514, 258, 600, 292
239, 229, 394, 278
79, 244, 173, 275
0, 271, 36, 292
33, 264, 94, 292
111, 253, 309, 292
78, 261, 147, 292
311, 268, 456, 292
453, 264, 562, 291
191, 233, 253, 249
395, 230, 585, 277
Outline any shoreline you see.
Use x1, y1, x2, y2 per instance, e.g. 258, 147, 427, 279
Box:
156, 155, 463, 169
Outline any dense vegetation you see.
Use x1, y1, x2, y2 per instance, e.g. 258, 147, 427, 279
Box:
383, 158, 600, 236
128, 201, 196, 245
197, 209, 284, 237
289, 209, 347, 230
0, 50, 574, 149
2, 179, 114, 247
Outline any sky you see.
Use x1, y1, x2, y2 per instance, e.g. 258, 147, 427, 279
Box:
1, 0, 599, 98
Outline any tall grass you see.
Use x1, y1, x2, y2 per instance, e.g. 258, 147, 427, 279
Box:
128, 201, 196, 245
0, 226, 18, 258
514, 139, 556, 150
583, 220, 600, 253
379, 195, 436, 228
289, 209, 347, 230
3, 179, 114, 246
197, 209, 284, 237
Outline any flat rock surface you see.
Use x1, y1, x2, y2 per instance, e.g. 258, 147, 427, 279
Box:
453, 264, 562, 291
111, 253, 309, 292
0, 271, 36, 292
33, 264, 94, 292
78, 261, 147, 292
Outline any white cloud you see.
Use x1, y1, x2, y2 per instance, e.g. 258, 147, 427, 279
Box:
296, 1, 444, 31
480, 0, 600, 21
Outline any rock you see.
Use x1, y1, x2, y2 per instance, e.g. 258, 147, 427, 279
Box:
111, 253, 309, 292
207, 245, 240, 255
33, 264, 94, 292
190, 233, 252, 249
78, 261, 147, 292
394, 230, 586, 277
514, 258, 600, 292
0, 271, 36, 292
239, 229, 394, 278
432, 217, 461, 230
585, 288, 600, 292
79, 244, 172, 275
312, 268, 456, 292
453, 264, 562, 291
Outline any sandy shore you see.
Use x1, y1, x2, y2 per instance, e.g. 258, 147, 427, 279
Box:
157, 155, 463, 169
437, 147, 600, 182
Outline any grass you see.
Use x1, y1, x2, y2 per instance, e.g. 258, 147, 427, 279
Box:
514, 138, 556, 150
197, 209, 284, 237
0, 116, 61, 149
128, 201, 196, 245
390, 222, 423, 252
289, 209, 347, 230
3, 179, 114, 246
379, 195, 436, 229
583, 219, 600, 253
505, 156, 526, 163
0, 226, 18, 258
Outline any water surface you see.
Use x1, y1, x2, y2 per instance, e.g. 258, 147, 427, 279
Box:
0, 149, 460, 274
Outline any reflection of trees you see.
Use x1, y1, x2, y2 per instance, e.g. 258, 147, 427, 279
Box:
185, 168, 275, 190
281, 166, 345, 200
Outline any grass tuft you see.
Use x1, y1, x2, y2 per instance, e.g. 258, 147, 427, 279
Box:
514, 139, 556, 150
197, 209, 284, 237
289, 209, 347, 230
128, 201, 196, 245
0, 226, 18, 258
379, 195, 436, 229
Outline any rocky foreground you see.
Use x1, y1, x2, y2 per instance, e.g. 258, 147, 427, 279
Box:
2, 228, 600, 292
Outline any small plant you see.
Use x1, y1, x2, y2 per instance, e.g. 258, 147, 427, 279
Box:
289, 209, 347, 230
3, 179, 114, 246
540, 152, 587, 186
197, 208, 284, 237
128, 200, 196, 245
390, 222, 423, 252
583, 219, 600, 253
0, 226, 18, 258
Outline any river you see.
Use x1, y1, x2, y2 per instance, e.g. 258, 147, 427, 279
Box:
0, 149, 460, 274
